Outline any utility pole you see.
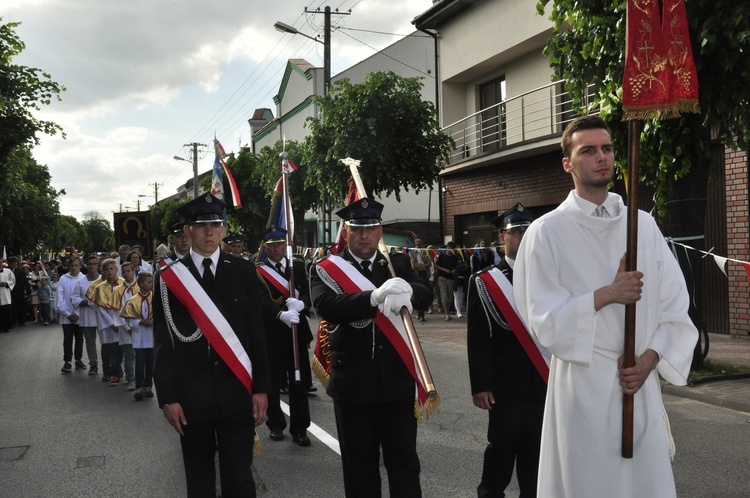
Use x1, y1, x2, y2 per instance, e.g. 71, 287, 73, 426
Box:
183, 142, 206, 198
149, 182, 163, 203
302, 6, 349, 244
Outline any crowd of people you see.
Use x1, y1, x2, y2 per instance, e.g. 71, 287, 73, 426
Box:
1, 116, 700, 497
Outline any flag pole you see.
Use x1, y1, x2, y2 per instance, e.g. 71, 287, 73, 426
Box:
622, 118, 642, 458
280, 152, 302, 383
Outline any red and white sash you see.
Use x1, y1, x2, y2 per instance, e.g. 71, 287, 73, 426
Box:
257, 264, 299, 299
316, 255, 430, 407
159, 260, 254, 395
477, 268, 550, 382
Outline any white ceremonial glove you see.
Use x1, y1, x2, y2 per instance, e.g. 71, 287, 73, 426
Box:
381, 291, 413, 318
369, 277, 412, 307
285, 297, 305, 313
279, 310, 300, 328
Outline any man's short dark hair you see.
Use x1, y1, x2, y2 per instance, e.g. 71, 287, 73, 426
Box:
561, 115, 611, 158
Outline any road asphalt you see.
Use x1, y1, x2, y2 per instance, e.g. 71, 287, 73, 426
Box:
412, 311, 750, 414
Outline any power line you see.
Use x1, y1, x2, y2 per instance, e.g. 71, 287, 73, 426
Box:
337, 29, 434, 78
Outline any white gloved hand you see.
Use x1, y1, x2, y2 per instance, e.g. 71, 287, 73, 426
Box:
381, 291, 413, 318
369, 277, 412, 307
285, 297, 305, 312
278, 310, 300, 328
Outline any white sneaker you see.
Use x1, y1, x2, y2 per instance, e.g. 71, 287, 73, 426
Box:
127, 381, 136, 391
457, 313, 463, 318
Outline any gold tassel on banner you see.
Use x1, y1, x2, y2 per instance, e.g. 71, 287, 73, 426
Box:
253, 434, 261, 456
414, 392, 441, 422
311, 355, 330, 389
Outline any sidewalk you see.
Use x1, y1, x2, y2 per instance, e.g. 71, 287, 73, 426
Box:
413, 315, 750, 414
663, 333, 750, 413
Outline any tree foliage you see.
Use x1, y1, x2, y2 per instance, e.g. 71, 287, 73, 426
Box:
0, 18, 65, 163
537, 0, 750, 217
50, 215, 85, 254
221, 148, 274, 250
80, 211, 113, 252
0, 147, 63, 255
0, 18, 66, 256
303, 71, 453, 205
149, 198, 186, 245
253, 141, 318, 245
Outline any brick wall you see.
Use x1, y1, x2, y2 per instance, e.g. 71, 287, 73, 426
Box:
441, 151, 572, 239
725, 147, 750, 338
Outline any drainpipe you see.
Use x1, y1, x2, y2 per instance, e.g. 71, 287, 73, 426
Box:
418, 26, 443, 241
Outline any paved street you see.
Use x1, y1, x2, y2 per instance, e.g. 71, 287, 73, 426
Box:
1, 318, 749, 497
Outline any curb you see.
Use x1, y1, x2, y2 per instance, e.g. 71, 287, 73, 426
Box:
662, 379, 750, 414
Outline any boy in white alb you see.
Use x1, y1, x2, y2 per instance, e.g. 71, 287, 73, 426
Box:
111, 262, 139, 391
73, 255, 103, 376
88, 258, 124, 384
121, 271, 154, 400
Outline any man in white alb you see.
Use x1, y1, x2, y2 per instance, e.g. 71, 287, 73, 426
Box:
513, 115, 697, 497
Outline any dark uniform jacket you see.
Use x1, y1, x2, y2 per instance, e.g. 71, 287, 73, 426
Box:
153, 250, 271, 420
310, 250, 433, 405
257, 257, 314, 353
467, 258, 546, 401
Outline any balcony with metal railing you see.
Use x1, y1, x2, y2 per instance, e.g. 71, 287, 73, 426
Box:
442, 80, 595, 166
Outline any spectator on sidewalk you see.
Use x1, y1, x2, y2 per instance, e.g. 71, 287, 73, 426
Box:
0, 263, 16, 332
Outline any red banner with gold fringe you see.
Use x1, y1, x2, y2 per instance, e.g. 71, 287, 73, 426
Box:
623, 0, 699, 120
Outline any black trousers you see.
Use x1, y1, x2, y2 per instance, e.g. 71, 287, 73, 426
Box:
61, 323, 83, 363
179, 409, 257, 498
266, 347, 311, 435
12, 294, 26, 325
477, 397, 544, 498
333, 398, 421, 498
0, 304, 12, 331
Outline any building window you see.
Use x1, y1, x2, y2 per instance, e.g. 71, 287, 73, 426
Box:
480, 77, 506, 152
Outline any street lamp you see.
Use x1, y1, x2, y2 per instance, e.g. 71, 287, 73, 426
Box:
174, 154, 198, 198
274, 8, 330, 95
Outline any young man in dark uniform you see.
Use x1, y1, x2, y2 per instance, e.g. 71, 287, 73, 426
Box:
467, 203, 547, 497
310, 198, 433, 497
256, 226, 313, 446
153, 193, 271, 497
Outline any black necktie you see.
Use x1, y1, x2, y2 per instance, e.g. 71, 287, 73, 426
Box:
202, 258, 214, 290
361, 260, 373, 279
275, 262, 284, 276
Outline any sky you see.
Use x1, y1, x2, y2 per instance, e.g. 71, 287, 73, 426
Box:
5, 0, 434, 223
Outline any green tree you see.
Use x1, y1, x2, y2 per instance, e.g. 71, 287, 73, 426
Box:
253, 141, 317, 246
149, 198, 185, 245
303, 71, 453, 205
0, 18, 65, 163
537, 0, 750, 218
80, 211, 113, 252
0, 146, 63, 255
221, 148, 275, 250
50, 215, 85, 254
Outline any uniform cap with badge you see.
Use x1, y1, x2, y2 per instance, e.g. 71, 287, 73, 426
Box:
169, 218, 186, 234
177, 193, 225, 224
260, 226, 287, 243
492, 202, 534, 232
222, 232, 246, 244
336, 198, 384, 227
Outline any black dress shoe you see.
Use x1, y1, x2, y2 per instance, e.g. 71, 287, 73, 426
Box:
279, 386, 289, 394
306, 386, 318, 393
292, 433, 311, 447
269, 430, 284, 441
